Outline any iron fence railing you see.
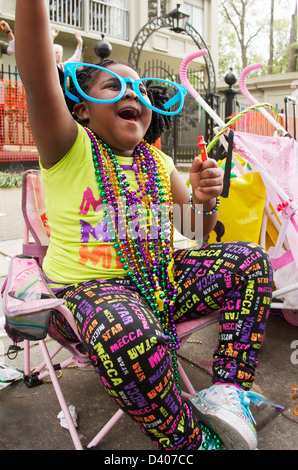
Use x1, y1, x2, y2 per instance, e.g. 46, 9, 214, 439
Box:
2, 65, 296, 165
49, 0, 84, 28
89, 0, 129, 39
0, 66, 37, 162
48, 0, 129, 40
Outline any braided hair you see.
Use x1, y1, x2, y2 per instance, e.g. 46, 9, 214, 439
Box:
58, 60, 171, 144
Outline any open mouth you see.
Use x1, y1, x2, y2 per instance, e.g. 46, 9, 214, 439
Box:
118, 108, 139, 121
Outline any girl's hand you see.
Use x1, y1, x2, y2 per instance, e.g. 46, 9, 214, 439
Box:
189, 157, 223, 204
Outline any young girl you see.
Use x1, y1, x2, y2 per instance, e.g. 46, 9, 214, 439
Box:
15, 0, 281, 451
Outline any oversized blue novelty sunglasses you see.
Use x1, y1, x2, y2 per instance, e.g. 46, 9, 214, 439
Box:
64, 62, 187, 116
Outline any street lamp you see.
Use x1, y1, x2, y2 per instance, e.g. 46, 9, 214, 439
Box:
167, 3, 190, 33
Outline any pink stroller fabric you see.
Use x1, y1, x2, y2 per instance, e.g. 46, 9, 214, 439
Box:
232, 131, 298, 268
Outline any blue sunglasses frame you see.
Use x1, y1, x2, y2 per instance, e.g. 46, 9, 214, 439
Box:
64, 62, 187, 116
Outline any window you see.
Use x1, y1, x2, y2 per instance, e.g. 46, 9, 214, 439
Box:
148, 0, 168, 20
184, 2, 203, 33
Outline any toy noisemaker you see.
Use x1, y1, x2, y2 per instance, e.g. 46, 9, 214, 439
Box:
198, 136, 208, 162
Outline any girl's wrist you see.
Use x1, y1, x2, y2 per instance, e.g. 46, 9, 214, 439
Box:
189, 193, 220, 216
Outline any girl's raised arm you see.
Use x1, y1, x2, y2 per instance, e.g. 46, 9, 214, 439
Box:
15, 0, 78, 168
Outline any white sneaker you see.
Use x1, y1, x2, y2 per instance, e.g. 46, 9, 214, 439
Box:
189, 383, 284, 450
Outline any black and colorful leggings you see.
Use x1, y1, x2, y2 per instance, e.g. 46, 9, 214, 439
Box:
51, 241, 272, 450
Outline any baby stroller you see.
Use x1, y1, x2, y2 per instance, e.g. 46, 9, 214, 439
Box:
180, 51, 298, 327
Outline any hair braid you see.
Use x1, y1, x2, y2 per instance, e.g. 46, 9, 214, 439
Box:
144, 84, 171, 144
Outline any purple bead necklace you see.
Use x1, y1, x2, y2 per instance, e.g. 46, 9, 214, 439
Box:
85, 127, 181, 393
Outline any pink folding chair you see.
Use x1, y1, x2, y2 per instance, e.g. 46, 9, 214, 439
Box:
2, 169, 220, 450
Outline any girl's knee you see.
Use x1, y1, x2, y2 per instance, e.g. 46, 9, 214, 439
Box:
242, 242, 272, 274
227, 241, 271, 274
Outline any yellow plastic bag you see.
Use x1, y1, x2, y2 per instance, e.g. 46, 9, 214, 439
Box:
208, 171, 266, 244
264, 205, 279, 251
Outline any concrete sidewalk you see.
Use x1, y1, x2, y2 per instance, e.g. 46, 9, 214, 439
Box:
1, 236, 298, 451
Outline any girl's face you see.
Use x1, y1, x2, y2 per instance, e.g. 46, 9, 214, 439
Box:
74, 63, 152, 157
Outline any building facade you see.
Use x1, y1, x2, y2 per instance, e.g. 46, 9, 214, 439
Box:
0, 0, 220, 164
0, 0, 219, 75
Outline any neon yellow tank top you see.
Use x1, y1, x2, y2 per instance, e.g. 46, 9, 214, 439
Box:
40, 123, 174, 290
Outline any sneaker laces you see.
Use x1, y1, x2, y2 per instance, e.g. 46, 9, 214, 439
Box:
227, 386, 285, 426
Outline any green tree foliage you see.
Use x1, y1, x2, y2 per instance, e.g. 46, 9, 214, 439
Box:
218, 0, 296, 79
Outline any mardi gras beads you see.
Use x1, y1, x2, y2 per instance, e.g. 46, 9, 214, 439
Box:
85, 127, 182, 393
